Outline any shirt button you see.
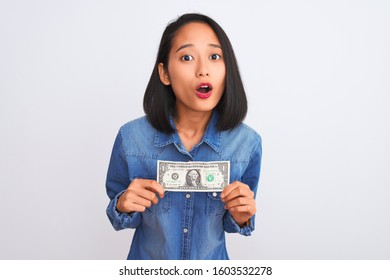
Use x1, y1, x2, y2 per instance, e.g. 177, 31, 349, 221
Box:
183, 228, 188, 233
185, 193, 191, 199
212, 192, 217, 197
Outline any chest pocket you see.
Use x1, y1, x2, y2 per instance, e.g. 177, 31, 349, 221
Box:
206, 192, 226, 216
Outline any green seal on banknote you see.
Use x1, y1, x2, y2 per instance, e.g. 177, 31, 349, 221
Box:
206, 174, 214, 182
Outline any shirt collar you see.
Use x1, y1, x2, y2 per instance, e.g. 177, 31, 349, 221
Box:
154, 111, 221, 154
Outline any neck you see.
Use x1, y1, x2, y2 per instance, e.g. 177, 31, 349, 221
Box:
174, 110, 213, 151
174, 111, 212, 133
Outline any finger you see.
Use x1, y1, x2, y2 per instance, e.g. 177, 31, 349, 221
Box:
224, 196, 253, 210
222, 183, 252, 203
128, 187, 158, 205
129, 179, 165, 199
117, 192, 150, 213
229, 204, 256, 216
142, 179, 165, 198
126, 203, 146, 213
122, 190, 153, 206
220, 181, 241, 199
129, 194, 154, 208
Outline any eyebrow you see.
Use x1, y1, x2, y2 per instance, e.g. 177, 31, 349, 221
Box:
175, 43, 222, 53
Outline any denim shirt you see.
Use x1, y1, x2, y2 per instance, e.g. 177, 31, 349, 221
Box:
106, 112, 262, 260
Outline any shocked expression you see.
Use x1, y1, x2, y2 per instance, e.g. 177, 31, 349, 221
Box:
158, 22, 226, 114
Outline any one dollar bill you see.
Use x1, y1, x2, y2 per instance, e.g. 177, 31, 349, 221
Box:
157, 160, 230, 192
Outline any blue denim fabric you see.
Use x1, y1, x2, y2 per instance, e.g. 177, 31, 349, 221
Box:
106, 112, 262, 260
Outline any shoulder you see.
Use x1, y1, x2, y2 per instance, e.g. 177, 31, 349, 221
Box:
218, 122, 262, 159
222, 122, 262, 145
237, 123, 262, 143
120, 115, 152, 130
119, 116, 155, 135
218, 122, 262, 166
116, 116, 157, 149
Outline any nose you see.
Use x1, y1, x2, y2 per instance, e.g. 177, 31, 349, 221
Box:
196, 59, 209, 77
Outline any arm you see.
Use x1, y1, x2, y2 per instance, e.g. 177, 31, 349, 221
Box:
106, 131, 140, 230
106, 131, 164, 231
221, 138, 262, 236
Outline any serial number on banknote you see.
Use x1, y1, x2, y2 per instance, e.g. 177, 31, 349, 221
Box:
157, 160, 230, 192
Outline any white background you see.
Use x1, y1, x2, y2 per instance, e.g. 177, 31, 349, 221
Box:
0, 0, 389, 259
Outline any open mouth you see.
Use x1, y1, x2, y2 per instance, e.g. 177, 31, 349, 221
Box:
196, 83, 213, 98
197, 84, 212, 93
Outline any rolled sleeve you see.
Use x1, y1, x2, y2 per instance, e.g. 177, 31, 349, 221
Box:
223, 212, 255, 236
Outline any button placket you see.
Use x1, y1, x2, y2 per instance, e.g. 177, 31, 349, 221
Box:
181, 188, 194, 259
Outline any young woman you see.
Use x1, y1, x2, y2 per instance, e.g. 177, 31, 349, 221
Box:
106, 13, 262, 260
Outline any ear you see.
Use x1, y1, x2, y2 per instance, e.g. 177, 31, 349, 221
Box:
158, 63, 171, 85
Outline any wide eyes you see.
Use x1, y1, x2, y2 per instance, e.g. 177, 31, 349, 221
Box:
181, 55, 194, 61
210, 54, 221, 60
180, 54, 222, 61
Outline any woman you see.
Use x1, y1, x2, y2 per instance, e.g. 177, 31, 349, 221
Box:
106, 13, 262, 259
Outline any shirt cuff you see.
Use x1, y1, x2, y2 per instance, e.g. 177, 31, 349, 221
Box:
224, 213, 255, 236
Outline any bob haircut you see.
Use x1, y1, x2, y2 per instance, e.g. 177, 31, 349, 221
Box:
143, 13, 247, 133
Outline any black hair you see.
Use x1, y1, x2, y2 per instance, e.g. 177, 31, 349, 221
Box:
143, 13, 247, 133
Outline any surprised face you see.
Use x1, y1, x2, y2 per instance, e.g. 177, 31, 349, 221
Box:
158, 22, 226, 116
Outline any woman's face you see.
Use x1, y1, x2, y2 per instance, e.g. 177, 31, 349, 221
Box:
158, 22, 226, 116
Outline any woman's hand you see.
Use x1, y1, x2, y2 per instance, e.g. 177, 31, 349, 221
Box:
116, 179, 165, 213
220, 181, 256, 226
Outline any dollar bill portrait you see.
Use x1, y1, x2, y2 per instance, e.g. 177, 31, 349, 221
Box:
185, 169, 202, 187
